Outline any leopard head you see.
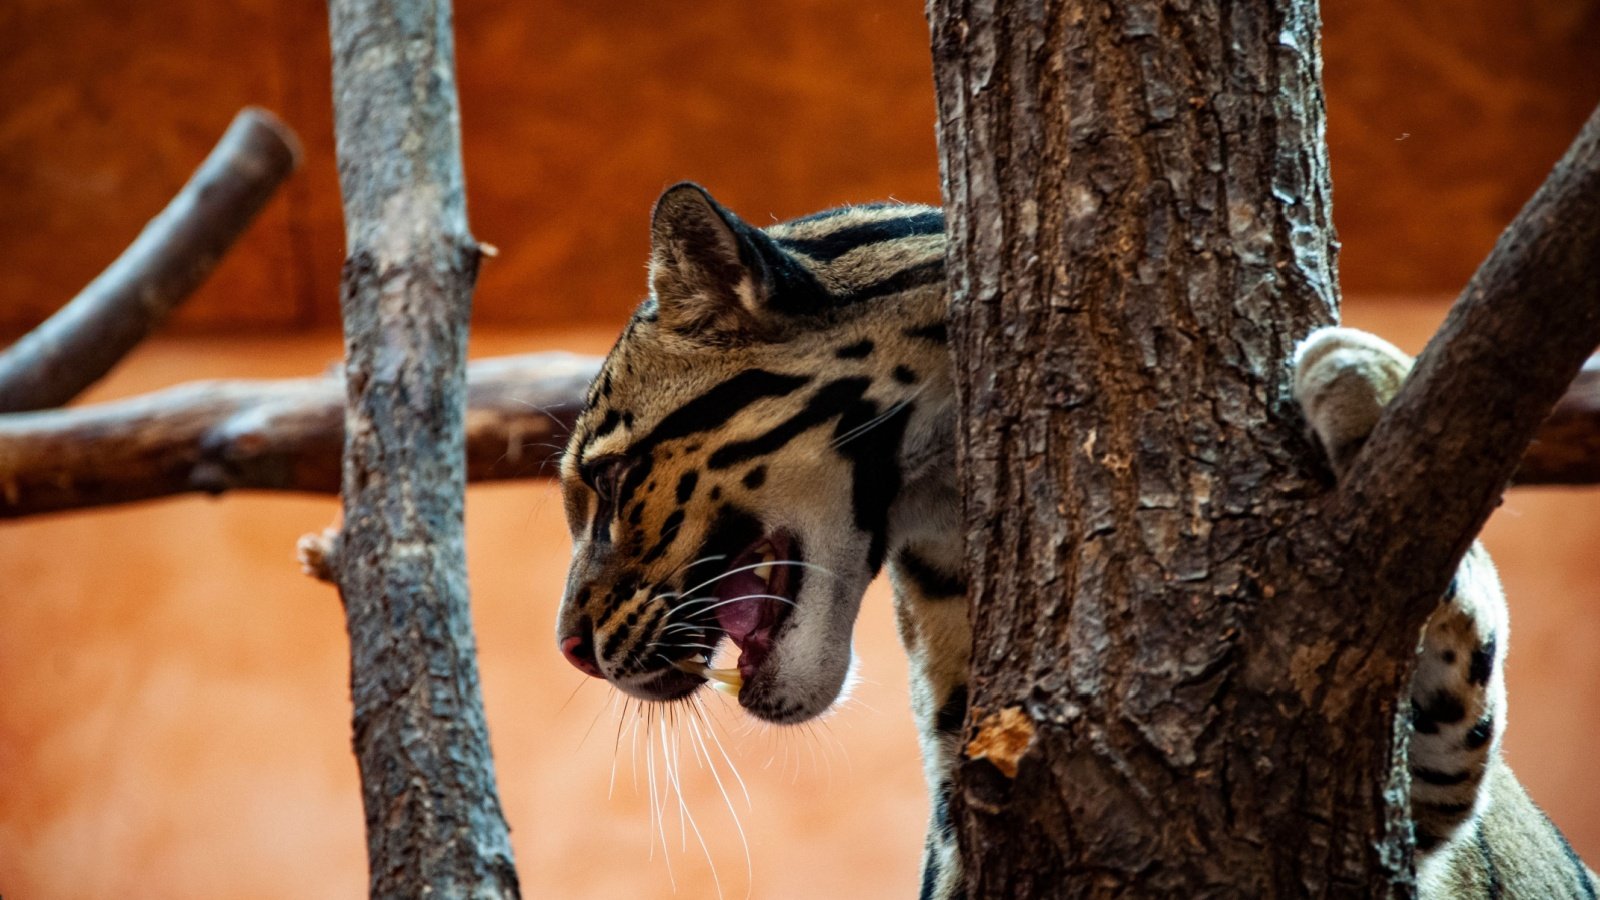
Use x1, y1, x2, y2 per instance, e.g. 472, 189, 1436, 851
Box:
554, 183, 948, 723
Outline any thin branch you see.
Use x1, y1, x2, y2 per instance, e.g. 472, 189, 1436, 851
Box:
1333, 103, 1600, 624
0, 353, 595, 518
0, 108, 301, 413
323, 0, 520, 895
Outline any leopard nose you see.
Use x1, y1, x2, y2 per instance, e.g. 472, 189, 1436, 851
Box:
560, 632, 604, 679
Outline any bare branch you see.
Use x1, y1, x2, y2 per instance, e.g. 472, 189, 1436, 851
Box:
0, 353, 595, 518
324, 0, 520, 894
0, 109, 301, 412
3, 344, 1594, 521
1334, 103, 1600, 624
1518, 356, 1600, 485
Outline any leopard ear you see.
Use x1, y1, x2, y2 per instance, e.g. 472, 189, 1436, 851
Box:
647, 183, 779, 341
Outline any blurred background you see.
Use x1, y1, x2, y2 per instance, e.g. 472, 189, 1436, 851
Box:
3, 1, 1599, 897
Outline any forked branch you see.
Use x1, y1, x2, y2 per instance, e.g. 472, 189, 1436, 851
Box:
0, 109, 300, 412
1332, 103, 1600, 625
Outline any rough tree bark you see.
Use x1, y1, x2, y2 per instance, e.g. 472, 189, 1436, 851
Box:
930, 1, 1600, 897
318, 0, 519, 895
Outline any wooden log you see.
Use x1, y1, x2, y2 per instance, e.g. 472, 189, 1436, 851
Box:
0, 352, 597, 518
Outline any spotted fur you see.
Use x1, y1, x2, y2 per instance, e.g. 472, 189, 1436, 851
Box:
554, 185, 1593, 898
1294, 328, 1597, 897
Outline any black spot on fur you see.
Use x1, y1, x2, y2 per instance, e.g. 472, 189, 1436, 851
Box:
708, 378, 872, 470
1469, 638, 1496, 686
675, 471, 698, 504
835, 339, 874, 359
775, 210, 943, 262
1412, 691, 1466, 734
600, 606, 662, 675
618, 457, 656, 510
839, 259, 945, 305
709, 486, 722, 501
639, 509, 685, 565
933, 781, 956, 842
1423, 800, 1475, 819
1413, 766, 1473, 786
590, 409, 622, 442
599, 603, 635, 664
897, 547, 967, 599
893, 365, 918, 385
627, 501, 644, 526
904, 321, 947, 343
1416, 829, 1442, 853
639, 369, 813, 450
1465, 716, 1494, 750
1441, 649, 1456, 665
1476, 821, 1503, 898
742, 466, 767, 489
834, 395, 913, 571
918, 848, 939, 900
936, 684, 968, 737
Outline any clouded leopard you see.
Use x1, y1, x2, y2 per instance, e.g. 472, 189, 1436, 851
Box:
555, 183, 1595, 898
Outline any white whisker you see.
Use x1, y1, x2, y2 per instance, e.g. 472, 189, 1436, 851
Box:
663, 713, 724, 900
830, 384, 929, 449
508, 397, 576, 437
689, 705, 752, 896
673, 560, 838, 608
669, 592, 798, 621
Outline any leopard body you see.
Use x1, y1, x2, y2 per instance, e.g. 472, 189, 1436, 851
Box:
555, 183, 1596, 898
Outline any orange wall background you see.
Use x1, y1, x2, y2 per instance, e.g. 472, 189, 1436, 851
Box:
2, 0, 1599, 334
3, 1, 1600, 898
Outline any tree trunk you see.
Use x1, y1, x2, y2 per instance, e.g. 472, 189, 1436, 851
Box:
930, 0, 1600, 896
323, 0, 519, 895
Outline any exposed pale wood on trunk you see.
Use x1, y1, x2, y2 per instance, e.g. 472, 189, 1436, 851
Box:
0, 109, 300, 413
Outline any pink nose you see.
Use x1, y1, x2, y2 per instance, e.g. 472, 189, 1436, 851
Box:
560, 635, 604, 678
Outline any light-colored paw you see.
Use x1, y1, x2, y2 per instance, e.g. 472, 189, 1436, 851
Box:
1291, 327, 1413, 473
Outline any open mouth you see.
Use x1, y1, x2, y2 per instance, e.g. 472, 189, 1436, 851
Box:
674, 530, 802, 698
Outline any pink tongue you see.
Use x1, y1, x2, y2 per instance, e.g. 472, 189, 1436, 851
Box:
714, 571, 768, 646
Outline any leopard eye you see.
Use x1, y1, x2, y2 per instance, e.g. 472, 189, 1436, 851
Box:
580, 455, 629, 505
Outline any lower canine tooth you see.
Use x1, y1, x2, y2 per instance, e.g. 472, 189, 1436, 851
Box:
710, 679, 741, 696
753, 563, 774, 583
704, 667, 743, 689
